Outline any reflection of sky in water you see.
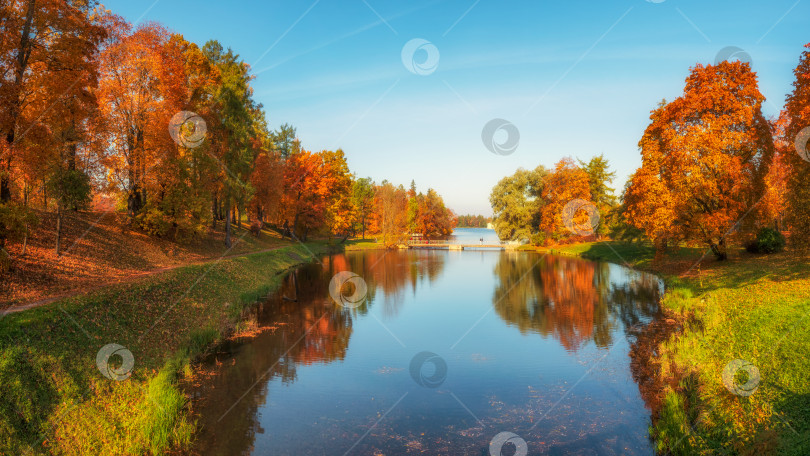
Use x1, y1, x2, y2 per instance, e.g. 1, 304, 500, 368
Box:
449, 227, 502, 244
191, 248, 662, 456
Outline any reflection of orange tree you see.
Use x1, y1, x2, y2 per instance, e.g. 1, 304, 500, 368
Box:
273, 269, 353, 366
492, 254, 615, 351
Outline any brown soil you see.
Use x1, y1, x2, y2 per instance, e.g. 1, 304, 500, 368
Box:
1, 209, 289, 309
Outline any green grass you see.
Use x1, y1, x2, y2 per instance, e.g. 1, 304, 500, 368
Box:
561, 241, 810, 455
0, 242, 328, 455
344, 237, 385, 250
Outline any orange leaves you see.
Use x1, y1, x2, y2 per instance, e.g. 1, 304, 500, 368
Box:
539, 158, 592, 238
783, 44, 810, 247
625, 62, 774, 258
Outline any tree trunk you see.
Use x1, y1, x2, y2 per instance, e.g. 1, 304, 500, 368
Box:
710, 238, 727, 261
55, 204, 63, 256
22, 224, 28, 256
224, 198, 232, 248
211, 196, 218, 228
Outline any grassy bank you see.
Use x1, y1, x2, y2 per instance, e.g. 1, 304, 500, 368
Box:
553, 241, 810, 455
0, 242, 329, 455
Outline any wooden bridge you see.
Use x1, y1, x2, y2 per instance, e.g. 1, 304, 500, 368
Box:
406, 240, 516, 250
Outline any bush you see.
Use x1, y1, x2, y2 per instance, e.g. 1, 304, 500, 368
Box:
746, 227, 786, 254
250, 219, 263, 236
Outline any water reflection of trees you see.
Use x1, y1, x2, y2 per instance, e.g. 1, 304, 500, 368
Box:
323, 250, 447, 318
191, 251, 448, 455
492, 253, 661, 352
190, 266, 354, 456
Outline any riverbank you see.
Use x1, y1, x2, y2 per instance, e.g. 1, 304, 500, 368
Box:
345, 238, 809, 453
550, 241, 810, 455
0, 242, 330, 455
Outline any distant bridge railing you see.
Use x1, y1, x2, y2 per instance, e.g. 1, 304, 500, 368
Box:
406, 239, 513, 247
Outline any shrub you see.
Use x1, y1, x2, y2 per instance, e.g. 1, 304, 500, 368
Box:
250, 219, 263, 236
746, 228, 786, 254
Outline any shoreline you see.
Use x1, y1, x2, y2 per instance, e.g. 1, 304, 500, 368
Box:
3, 238, 806, 454
0, 242, 335, 455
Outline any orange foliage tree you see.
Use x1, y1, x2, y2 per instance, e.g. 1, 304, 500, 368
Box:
624, 62, 774, 259
539, 158, 592, 240
784, 44, 810, 248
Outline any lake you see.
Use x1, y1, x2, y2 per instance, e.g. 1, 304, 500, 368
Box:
189, 229, 663, 455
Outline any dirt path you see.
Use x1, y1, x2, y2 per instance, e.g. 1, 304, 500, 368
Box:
1, 246, 287, 315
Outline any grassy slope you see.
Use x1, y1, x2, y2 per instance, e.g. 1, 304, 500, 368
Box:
2, 210, 289, 307
552, 241, 810, 455
0, 242, 328, 455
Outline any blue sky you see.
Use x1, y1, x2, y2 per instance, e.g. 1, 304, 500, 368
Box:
104, 0, 808, 215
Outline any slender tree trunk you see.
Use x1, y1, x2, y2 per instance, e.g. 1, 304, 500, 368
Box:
224, 197, 232, 248
21, 224, 28, 256
211, 195, 217, 228
55, 204, 62, 256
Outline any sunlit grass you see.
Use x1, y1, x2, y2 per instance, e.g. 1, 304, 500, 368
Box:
0, 243, 327, 455
566, 242, 810, 454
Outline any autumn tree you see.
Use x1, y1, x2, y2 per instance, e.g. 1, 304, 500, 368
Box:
0, 0, 103, 201
539, 158, 592, 240
372, 181, 408, 247
784, 44, 810, 247
98, 21, 185, 219
0, 0, 104, 255
624, 62, 774, 259
320, 149, 354, 241
413, 188, 455, 237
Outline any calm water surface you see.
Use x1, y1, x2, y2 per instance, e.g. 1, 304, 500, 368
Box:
189, 229, 663, 455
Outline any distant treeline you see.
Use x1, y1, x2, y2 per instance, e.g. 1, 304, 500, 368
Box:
456, 214, 490, 228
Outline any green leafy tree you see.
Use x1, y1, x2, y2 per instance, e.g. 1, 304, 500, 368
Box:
352, 177, 375, 239
489, 166, 546, 241
579, 154, 617, 237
